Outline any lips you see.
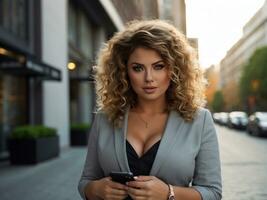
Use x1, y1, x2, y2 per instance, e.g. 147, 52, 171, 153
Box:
143, 87, 157, 94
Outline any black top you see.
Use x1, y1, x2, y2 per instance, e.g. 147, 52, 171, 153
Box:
125, 140, 161, 200
126, 140, 161, 176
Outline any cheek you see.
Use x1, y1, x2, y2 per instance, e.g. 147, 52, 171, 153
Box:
162, 74, 171, 87
128, 73, 142, 88
164, 80, 171, 92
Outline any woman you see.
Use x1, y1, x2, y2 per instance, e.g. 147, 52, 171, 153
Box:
78, 20, 222, 200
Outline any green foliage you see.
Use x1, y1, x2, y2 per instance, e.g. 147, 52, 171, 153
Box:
71, 123, 90, 132
211, 90, 224, 112
10, 125, 57, 139
240, 46, 267, 110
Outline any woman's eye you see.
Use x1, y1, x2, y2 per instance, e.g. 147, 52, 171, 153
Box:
132, 65, 143, 72
154, 64, 165, 70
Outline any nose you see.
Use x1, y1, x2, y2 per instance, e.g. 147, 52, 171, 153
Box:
145, 69, 154, 82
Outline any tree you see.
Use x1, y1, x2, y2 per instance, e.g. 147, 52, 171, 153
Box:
222, 80, 241, 111
240, 46, 267, 113
205, 66, 219, 109
211, 90, 224, 112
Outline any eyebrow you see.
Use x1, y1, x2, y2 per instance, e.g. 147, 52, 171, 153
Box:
130, 60, 164, 66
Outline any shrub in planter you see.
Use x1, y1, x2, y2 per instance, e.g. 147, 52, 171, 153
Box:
8, 125, 59, 165
70, 123, 90, 146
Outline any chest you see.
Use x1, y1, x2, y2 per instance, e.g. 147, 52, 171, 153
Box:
97, 119, 199, 185
126, 113, 168, 157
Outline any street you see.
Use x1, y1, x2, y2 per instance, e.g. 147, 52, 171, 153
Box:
0, 125, 267, 200
217, 125, 267, 200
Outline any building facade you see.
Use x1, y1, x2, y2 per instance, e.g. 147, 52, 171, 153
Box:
0, 0, 127, 159
67, 0, 159, 126
68, 0, 120, 125
158, 0, 186, 34
220, 0, 267, 110
0, 0, 62, 159
0, 0, 187, 160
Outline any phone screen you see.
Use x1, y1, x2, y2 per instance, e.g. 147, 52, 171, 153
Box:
110, 172, 134, 184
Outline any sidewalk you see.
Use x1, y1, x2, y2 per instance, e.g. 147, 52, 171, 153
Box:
0, 147, 87, 200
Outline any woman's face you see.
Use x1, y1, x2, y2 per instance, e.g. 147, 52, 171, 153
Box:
127, 47, 171, 103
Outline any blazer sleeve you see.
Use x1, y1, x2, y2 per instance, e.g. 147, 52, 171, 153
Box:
192, 110, 222, 200
78, 113, 104, 199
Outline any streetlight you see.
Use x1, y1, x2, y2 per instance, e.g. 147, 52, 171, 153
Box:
68, 62, 76, 70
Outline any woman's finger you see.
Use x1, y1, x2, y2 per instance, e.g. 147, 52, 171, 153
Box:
127, 180, 148, 189
110, 181, 128, 190
127, 186, 148, 196
110, 188, 128, 196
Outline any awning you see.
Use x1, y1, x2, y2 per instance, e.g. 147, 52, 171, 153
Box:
69, 75, 94, 82
0, 53, 61, 81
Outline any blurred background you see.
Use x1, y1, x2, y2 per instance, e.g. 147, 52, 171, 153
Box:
0, 0, 267, 200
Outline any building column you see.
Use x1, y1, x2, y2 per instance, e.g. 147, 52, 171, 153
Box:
41, 0, 69, 147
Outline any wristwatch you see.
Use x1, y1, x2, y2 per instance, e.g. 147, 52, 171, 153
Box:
168, 184, 175, 200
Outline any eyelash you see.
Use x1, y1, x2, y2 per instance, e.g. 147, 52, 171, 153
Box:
154, 64, 165, 70
132, 65, 143, 72
132, 64, 165, 72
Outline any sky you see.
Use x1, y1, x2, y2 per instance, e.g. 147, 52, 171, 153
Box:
186, 0, 265, 69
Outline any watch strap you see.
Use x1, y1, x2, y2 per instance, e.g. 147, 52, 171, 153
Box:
168, 184, 175, 200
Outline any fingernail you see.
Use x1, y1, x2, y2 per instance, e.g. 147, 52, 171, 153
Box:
134, 176, 138, 180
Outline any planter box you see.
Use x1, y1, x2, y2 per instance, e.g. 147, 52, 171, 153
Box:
8, 136, 59, 165
70, 130, 88, 146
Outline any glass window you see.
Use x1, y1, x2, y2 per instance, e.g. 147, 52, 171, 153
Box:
68, 2, 78, 46
80, 12, 93, 58
0, 74, 27, 153
0, 0, 28, 41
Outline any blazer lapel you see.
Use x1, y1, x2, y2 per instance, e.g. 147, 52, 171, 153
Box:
150, 110, 185, 175
114, 108, 131, 172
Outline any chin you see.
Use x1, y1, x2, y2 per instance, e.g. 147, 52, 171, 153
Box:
139, 94, 164, 101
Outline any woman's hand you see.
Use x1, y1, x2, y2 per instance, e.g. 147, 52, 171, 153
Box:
93, 177, 128, 200
127, 176, 169, 200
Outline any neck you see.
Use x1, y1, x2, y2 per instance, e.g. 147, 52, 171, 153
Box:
133, 98, 167, 114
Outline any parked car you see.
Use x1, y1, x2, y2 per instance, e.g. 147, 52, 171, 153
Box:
218, 112, 229, 126
247, 112, 267, 137
212, 112, 221, 124
228, 111, 248, 129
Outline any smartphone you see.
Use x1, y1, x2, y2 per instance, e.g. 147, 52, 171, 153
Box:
110, 171, 135, 184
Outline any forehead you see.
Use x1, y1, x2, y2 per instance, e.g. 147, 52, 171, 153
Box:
128, 47, 162, 63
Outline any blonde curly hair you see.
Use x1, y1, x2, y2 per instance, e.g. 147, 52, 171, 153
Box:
95, 19, 206, 127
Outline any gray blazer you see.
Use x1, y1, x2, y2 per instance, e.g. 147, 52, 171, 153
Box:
78, 108, 222, 200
